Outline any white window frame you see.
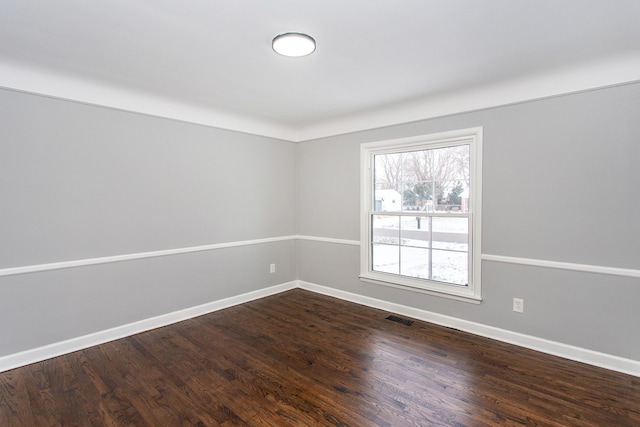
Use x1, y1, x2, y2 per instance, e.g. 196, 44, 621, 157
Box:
359, 127, 483, 303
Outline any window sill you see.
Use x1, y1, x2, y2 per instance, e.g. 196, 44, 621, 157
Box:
359, 275, 482, 304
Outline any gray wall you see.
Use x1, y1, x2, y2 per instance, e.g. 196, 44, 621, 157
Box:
2, 82, 639, 363
296, 82, 640, 360
0, 89, 297, 356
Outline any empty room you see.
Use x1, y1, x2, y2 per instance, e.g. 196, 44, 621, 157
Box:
1, 1, 639, 426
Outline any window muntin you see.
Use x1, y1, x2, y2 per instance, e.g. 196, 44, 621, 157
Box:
361, 128, 482, 301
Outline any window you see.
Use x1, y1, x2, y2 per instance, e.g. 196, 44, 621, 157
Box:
360, 128, 483, 302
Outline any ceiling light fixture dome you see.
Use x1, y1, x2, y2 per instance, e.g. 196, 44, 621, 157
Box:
272, 32, 316, 57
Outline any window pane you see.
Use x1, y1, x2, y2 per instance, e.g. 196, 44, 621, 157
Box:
398, 144, 470, 213
400, 216, 430, 248
402, 180, 434, 211
400, 246, 430, 279
372, 244, 399, 275
432, 217, 468, 252
401, 181, 422, 211
374, 188, 402, 212
374, 153, 402, 211
431, 250, 468, 286
372, 215, 399, 244
372, 215, 400, 275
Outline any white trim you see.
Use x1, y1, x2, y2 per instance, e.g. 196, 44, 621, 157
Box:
482, 254, 640, 279
359, 276, 481, 304
0, 235, 355, 279
6, 236, 635, 280
0, 61, 294, 141
294, 54, 640, 141
295, 237, 640, 280
0, 282, 297, 373
295, 235, 360, 246
0, 236, 296, 278
2, 280, 638, 376
297, 281, 640, 377
2, 54, 640, 143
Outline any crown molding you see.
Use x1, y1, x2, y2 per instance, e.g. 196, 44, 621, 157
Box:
2, 52, 640, 143
293, 52, 640, 141
0, 59, 295, 141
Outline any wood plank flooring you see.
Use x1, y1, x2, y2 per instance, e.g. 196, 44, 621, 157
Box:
1, 289, 639, 426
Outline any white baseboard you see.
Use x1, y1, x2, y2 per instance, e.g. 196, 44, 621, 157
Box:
297, 280, 640, 377
2, 279, 638, 378
0, 281, 297, 373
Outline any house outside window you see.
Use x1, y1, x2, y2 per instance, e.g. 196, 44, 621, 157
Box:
360, 127, 483, 302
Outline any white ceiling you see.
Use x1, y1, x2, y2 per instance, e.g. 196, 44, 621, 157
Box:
1, 0, 639, 141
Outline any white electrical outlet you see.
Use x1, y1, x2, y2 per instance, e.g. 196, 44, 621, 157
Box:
270, 263, 276, 274
513, 298, 524, 313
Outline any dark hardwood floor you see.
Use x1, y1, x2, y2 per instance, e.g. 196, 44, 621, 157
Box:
1, 289, 639, 426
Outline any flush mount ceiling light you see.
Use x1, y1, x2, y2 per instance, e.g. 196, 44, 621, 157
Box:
272, 32, 316, 57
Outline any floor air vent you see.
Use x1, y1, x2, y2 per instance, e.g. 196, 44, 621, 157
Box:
386, 315, 414, 326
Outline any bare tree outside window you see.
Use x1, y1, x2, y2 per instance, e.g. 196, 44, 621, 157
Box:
374, 145, 470, 213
